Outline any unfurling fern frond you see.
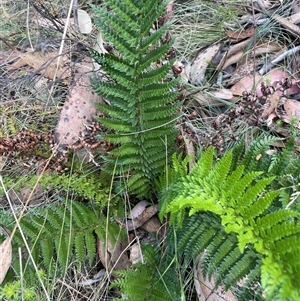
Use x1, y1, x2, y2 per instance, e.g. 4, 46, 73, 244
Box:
90, 0, 181, 198
3, 201, 125, 275
161, 140, 300, 301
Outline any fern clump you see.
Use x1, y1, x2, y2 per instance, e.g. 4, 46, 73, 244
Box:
90, 0, 181, 198
159, 139, 300, 301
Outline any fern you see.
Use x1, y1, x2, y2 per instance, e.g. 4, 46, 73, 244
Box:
90, 0, 181, 198
160, 139, 300, 301
232, 136, 300, 211
112, 244, 181, 301
1, 200, 125, 276
167, 212, 262, 300
0, 170, 113, 210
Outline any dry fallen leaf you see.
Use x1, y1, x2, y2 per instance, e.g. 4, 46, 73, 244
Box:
230, 69, 300, 97
261, 90, 281, 118
209, 89, 233, 100
189, 44, 220, 85
12, 51, 70, 80
141, 216, 162, 235
7, 184, 44, 206
54, 57, 104, 148
97, 237, 131, 274
278, 98, 300, 129
128, 200, 150, 219
78, 9, 92, 34
181, 129, 196, 171
129, 243, 142, 265
273, 14, 300, 37
226, 26, 255, 40
0, 226, 12, 285
122, 204, 159, 231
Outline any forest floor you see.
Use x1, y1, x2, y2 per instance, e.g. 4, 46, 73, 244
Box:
0, 0, 300, 300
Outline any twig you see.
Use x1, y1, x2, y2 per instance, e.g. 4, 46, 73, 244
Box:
259, 45, 300, 75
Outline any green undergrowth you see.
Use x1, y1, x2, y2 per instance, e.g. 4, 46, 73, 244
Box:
0, 199, 126, 277
1, 1, 300, 301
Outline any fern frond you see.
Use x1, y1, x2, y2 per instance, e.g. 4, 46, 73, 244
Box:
1, 201, 123, 275
162, 144, 300, 301
206, 149, 232, 186
236, 265, 263, 301
245, 190, 279, 219
241, 135, 279, 172
112, 244, 180, 301
202, 231, 228, 279
223, 251, 257, 290
91, 0, 181, 198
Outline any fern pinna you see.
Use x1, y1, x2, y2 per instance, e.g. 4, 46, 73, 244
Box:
90, 0, 181, 198
159, 142, 300, 301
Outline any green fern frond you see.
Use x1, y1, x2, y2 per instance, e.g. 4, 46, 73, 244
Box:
161, 141, 300, 301
166, 212, 262, 299
223, 251, 257, 290
236, 265, 263, 301
206, 149, 232, 186
190, 146, 215, 179
241, 135, 279, 172
91, 0, 181, 198
112, 244, 181, 301
201, 231, 227, 278
1, 201, 124, 275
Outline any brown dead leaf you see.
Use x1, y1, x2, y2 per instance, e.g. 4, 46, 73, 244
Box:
261, 90, 281, 118
128, 200, 150, 219
226, 26, 255, 40
123, 204, 159, 231
12, 51, 70, 80
192, 91, 225, 107
278, 98, 300, 129
0, 227, 12, 285
253, 0, 273, 10
7, 184, 44, 206
189, 44, 220, 85
141, 216, 163, 235
254, 42, 282, 56
273, 14, 300, 37
210, 89, 233, 100
226, 39, 250, 58
266, 112, 278, 127
289, 12, 300, 24
230, 72, 261, 96
97, 237, 131, 274
0, 50, 19, 65
222, 49, 244, 71
181, 129, 196, 171
54, 57, 104, 149
222, 42, 281, 73
230, 69, 300, 97
129, 243, 142, 264
216, 39, 250, 71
